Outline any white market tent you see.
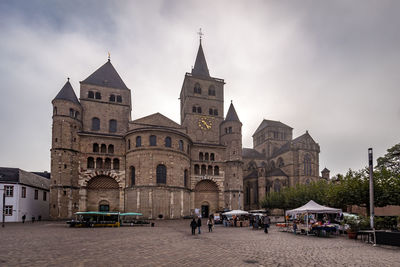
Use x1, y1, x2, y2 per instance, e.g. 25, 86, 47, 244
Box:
285, 200, 342, 235
222, 210, 249, 216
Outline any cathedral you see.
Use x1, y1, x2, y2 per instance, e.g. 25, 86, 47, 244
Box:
50, 40, 326, 219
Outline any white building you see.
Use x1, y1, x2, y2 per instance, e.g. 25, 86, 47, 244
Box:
0, 167, 50, 222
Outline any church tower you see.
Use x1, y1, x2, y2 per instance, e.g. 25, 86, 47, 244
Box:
180, 40, 225, 144
220, 103, 243, 209
50, 79, 82, 219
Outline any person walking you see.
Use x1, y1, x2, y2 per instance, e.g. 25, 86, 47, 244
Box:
207, 218, 213, 232
197, 217, 202, 234
293, 221, 298, 235
264, 215, 271, 234
190, 218, 197, 235
22, 214, 26, 223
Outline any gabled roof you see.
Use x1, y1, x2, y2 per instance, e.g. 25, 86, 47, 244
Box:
253, 119, 292, 137
321, 167, 330, 173
266, 168, 288, 177
225, 103, 240, 122
0, 167, 19, 182
0, 167, 50, 190
242, 148, 265, 159
53, 80, 80, 105
132, 113, 182, 129
81, 59, 128, 90
292, 131, 317, 145
191, 42, 210, 77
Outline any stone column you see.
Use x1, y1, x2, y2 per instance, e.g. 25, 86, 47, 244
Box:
79, 188, 87, 211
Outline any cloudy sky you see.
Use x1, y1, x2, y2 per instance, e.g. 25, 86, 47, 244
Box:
1, 0, 399, 176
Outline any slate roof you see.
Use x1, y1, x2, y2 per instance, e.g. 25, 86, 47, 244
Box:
292, 131, 316, 145
253, 119, 292, 137
0, 167, 50, 190
31, 172, 51, 179
242, 148, 265, 159
266, 168, 288, 177
321, 167, 330, 173
191, 43, 210, 77
53, 80, 80, 105
225, 103, 240, 122
270, 141, 291, 158
81, 59, 128, 89
132, 113, 182, 129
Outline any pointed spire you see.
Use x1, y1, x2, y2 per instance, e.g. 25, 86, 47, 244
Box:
191, 33, 210, 77
82, 60, 128, 89
53, 79, 80, 105
225, 102, 240, 122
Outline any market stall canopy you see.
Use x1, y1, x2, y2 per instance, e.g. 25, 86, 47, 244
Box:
222, 210, 249, 216
285, 200, 342, 216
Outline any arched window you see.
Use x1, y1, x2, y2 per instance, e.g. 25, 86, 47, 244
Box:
108, 144, 114, 154
156, 164, 167, 184
197, 107, 202, 114
213, 109, 218, 116
207, 165, 213, 175
199, 152, 204, 161
205, 153, 209, 161
179, 140, 184, 151
96, 158, 103, 169
130, 166, 135, 186
127, 139, 131, 149
209, 108, 213, 115
95, 92, 101, 99
184, 169, 188, 187
136, 136, 142, 147
87, 157, 94, 169
75, 111, 80, 119
109, 94, 116, 102
101, 144, 106, 153
194, 83, 201, 94
92, 117, 100, 131
117, 95, 122, 102
150, 135, 157, 146
201, 165, 206, 175
274, 180, 281, 193
53, 106, 57, 115
113, 158, 120, 170
88, 91, 94, 98
109, 119, 117, 133
208, 85, 215, 96
69, 108, 74, 117
214, 166, 219, 176
192, 106, 197, 113
277, 157, 284, 168
104, 158, 111, 169
210, 153, 215, 161
93, 143, 99, 153
194, 164, 200, 175
304, 154, 312, 176
165, 137, 172, 147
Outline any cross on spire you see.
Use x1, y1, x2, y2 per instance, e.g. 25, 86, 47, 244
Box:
108, 51, 111, 62
197, 28, 204, 43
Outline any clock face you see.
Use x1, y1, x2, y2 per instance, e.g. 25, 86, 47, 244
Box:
198, 116, 213, 130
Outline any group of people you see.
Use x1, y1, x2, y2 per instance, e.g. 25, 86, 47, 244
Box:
190, 216, 214, 235
249, 215, 271, 233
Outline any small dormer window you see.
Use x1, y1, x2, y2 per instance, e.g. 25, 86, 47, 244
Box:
117, 95, 122, 102
95, 92, 101, 99
109, 94, 115, 102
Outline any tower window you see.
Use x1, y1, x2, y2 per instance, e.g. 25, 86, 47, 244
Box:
88, 91, 94, 98
130, 166, 135, 186
104, 158, 111, 169
156, 164, 167, 184
214, 166, 219, 176
194, 83, 201, 94
192, 106, 197, 113
128, 139, 131, 149
95, 92, 101, 99
205, 153, 209, 161
109, 119, 117, 133
75, 111, 80, 119
113, 158, 120, 170
208, 85, 216, 96
213, 109, 218, 116
165, 137, 172, 148
53, 106, 57, 115
199, 152, 203, 161
179, 140, 184, 151
101, 144, 106, 153
194, 164, 200, 175
92, 117, 100, 131
109, 94, 116, 102
209, 109, 213, 115
197, 107, 202, 114
210, 153, 215, 161
87, 157, 94, 169
304, 154, 312, 176
108, 144, 114, 154
150, 135, 157, 146
69, 108, 74, 118
96, 158, 103, 169
201, 165, 206, 175
93, 143, 99, 153
184, 169, 188, 187
207, 165, 213, 175
136, 136, 142, 147
117, 95, 122, 102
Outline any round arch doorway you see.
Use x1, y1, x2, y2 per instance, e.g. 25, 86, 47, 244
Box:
86, 175, 120, 212
194, 180, 219, 217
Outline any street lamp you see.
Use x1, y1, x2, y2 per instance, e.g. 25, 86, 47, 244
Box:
1, 186, 5, 227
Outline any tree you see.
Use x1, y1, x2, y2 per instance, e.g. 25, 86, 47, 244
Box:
376, 143, 400, 175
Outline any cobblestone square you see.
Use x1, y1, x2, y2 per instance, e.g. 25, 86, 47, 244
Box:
1, 220, 399, 267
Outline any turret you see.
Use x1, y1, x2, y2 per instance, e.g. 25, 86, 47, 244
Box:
50, 79, 82, 219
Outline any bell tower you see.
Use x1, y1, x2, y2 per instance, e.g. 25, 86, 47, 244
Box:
180, 35, 225, 144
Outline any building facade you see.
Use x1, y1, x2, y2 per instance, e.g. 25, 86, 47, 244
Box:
0, 168, 50, 222
50, 42, 243, 219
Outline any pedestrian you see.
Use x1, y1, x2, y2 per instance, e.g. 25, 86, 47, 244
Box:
32, 216, 35, 223
22, 214, 26, 223
207, 218, 213, 232
264, 215, 271, 234
293, 221, 297, 235
250, 216, 254, 227
233, 215, 237, 227
190, 218, 197, 235
197, 217, 202, 234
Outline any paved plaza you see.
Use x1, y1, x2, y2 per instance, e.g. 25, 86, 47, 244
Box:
1, 220, 399, 267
